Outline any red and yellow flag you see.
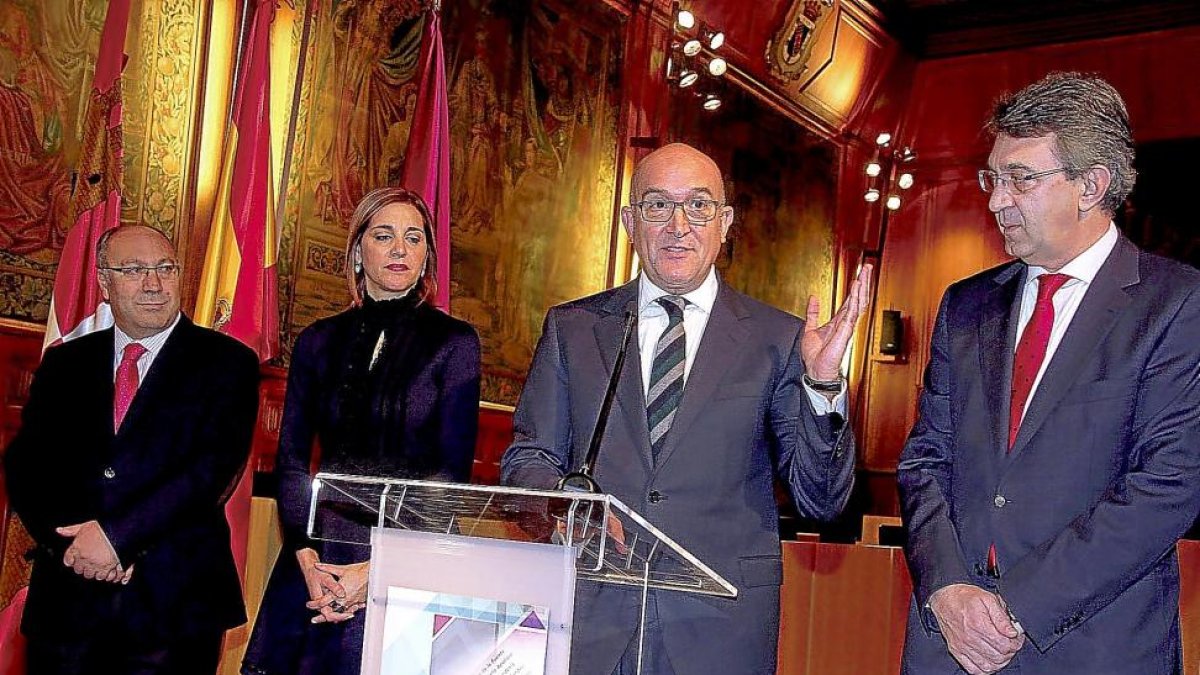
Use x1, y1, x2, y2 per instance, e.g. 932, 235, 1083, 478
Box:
196, 0, 279, 363
195, 0, 279, 583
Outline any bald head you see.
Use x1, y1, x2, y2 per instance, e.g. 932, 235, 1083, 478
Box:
97, 224, 174, 268
631, 143, 726, 204
622, 142, 733, 294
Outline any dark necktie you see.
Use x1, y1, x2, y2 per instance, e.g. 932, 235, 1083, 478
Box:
114, 342, 148, 430
647, 296, 687, 460
1008, 273, 1072, 449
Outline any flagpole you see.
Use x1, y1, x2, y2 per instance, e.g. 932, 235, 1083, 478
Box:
273, 0, 319, 247
226, 0, 252, 132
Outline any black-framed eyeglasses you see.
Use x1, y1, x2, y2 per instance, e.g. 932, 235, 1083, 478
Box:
978, 167, 1073, 195
99, 263, 182, 280
631, 198, 723, 224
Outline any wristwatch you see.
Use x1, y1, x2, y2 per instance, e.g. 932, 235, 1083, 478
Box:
802, 373, 845, 393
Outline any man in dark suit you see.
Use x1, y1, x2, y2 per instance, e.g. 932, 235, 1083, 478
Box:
5, 224, 260, 674
899, 72, 1200, 674
502, 142, 870, 675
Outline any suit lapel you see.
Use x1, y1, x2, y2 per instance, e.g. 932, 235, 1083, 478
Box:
82, 330, 119, 450
1008, 238, 1138, 459
653, 283, 749, 472
978, 264, 1024, 457
592, 282, 653, 470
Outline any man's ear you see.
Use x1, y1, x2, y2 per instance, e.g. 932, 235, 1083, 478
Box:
1078, 165, 1112, 213
620, 206, 636, 241
97, 270, 111, 302
719, 205, 734, 243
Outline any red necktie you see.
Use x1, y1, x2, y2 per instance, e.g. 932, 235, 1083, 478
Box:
990, 273, 1070, 576
114, 342, 148, 430
1007, 273, 1071, 449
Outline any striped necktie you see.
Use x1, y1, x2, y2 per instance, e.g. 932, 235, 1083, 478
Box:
647, 295, 687, 460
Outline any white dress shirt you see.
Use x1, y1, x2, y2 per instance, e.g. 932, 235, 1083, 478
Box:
636, 268, 844, 415
1012, 222, 1119, 422
112, 312, 182, 382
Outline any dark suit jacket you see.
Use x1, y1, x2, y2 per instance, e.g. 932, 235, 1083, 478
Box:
501, 278, 855, 675
899, 238, 1200, 674
4, 316, 260, 643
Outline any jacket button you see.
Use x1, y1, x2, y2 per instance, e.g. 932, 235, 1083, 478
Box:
103, 467, 116, 479
994, 495, 1007, 508
648, 490, 663, 504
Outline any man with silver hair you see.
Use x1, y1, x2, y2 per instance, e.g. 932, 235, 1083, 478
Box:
899, 72, 1200, 674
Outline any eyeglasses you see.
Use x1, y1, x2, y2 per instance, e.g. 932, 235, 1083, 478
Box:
99, 263, 182, 280
978, 167, 1073, 195
631, 198, 723, 224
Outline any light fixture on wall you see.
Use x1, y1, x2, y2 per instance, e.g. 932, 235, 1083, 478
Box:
863, 132, 916, 211
666, 3, 727, 112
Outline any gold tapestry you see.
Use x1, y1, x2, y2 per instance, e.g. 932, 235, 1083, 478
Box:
0, 0, 207, 323
278, 0, 624, 405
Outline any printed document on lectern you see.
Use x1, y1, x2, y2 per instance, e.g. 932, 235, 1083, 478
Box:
379, 587, 550, 674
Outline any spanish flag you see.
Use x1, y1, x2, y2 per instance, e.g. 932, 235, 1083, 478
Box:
195, 0, 279, 584
196, 0, 279, 363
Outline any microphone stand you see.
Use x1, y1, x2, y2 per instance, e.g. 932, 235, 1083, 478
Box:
557, 308, 637, 494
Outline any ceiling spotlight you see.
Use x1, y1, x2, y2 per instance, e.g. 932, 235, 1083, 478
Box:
864, 188, 881, 203
677, 9, 695, 30
706, 30, 725, 50
865, 161, 882, 177
679, 70, 699, 88
683, 38, 702, 56
899, 146, 916, 162
886, 194, 902, 210
876, 132, 892, 146
708, 57, 727, 77
702, 94, 722, 111
898, 172, 914, 190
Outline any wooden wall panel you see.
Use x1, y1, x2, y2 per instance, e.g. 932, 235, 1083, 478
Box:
1183, 539, 1200, 675
777, 539, 818, 671
778, 541, 910, 675
472, 405, 515, 486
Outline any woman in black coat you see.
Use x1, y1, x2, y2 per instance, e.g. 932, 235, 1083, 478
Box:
243, 187, 481, 675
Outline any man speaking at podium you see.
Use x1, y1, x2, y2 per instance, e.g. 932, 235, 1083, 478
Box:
502, 142, 870, 675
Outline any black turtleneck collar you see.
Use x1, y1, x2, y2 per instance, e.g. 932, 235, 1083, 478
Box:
360, 290, 422, 322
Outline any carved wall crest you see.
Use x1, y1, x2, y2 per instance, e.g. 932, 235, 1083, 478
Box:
765, 0, 835, 82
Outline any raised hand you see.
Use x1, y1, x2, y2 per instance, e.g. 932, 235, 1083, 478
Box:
801, 264, 872, 381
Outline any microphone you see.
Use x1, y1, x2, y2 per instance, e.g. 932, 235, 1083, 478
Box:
557, 305, 638, 494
